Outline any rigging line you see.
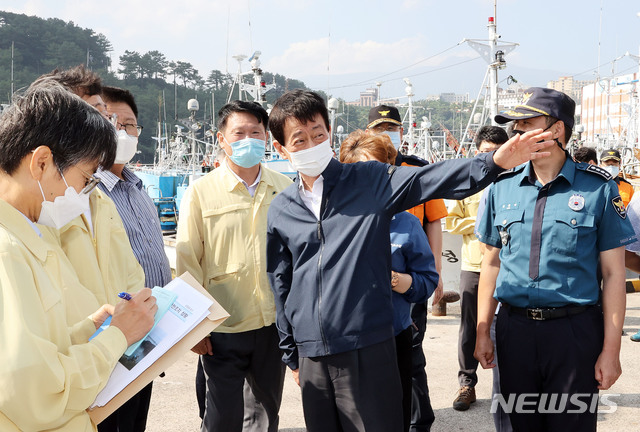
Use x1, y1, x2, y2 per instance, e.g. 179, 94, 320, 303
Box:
331, 42, 464, 89
401, 56, 482, 80
571, 55, 638, 80
607, 64, 640, 78
327, 55, 481, 91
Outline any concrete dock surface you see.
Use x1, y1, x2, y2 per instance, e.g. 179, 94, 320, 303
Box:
145, 291, 640, 431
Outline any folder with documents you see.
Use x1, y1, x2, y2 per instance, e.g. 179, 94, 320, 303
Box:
88, 272, 229, 424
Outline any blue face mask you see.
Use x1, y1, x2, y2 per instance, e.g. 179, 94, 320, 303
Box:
382, 131, 402, 149
224, 137, 266, 168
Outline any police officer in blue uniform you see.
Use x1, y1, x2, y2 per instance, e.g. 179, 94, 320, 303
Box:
474, 87, 636, 431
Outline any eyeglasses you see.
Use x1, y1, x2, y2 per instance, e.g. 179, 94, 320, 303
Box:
76, 166, 101, 195
115, 122, 143, 137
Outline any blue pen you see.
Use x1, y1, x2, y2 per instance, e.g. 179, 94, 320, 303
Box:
118, 292, 132, 301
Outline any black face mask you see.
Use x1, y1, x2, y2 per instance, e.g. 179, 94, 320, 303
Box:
510, 121, 562, 149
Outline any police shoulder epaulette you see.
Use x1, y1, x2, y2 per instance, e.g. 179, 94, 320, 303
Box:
580, 164, 612, 180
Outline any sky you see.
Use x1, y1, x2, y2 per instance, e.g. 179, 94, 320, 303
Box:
4, 0, 640, 103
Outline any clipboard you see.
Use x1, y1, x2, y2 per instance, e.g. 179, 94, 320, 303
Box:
88, 272, 229, 424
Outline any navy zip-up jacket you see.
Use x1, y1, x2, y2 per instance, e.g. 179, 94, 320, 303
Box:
266, 153, 502, 370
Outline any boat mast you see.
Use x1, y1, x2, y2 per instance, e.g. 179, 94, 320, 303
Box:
487, 3, 500, 125
404, 78, 415, 147
460, 1, 518, 155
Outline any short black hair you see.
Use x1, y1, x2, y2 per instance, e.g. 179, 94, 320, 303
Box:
217, 100, 269, 133
0, 80, 116, 175
102, 86, 138, 118
574, 146, 597, 164
30, 65, 102, 97
475, 126, 508, 146
268, 89, 330, 145
544, 115, 572, 144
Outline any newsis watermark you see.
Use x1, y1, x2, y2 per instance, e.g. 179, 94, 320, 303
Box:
490, 393, 620, 414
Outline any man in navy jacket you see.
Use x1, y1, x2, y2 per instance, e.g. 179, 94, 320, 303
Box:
266, 89, 552, 432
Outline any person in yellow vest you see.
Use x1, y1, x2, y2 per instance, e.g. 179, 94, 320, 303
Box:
445, 126, 509, 421
600, 149, 634, 207
0, 80, 156, 432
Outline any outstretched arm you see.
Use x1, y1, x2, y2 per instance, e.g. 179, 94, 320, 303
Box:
385, 130, 553, 214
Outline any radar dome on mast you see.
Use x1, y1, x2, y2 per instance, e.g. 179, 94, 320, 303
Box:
188, 99, 199, 112
249, 51, 262, 69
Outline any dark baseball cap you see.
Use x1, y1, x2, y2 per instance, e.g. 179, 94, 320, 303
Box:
367, 105, 402, 129
600, 149, 621, 162
495, 87, 576, 129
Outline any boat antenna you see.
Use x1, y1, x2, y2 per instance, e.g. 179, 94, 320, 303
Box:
459, 0, 517, 155
248, 0, 253, 54
596, 0, 604, 80
596, 0, 604, 81
327, 8, 332, 96
225, 6, 230, 74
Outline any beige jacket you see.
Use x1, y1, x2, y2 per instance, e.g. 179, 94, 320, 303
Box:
176, 163, 292, 333
0, 199, 127, 432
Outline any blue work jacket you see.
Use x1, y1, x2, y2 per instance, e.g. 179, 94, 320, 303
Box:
267, 154, 502, 369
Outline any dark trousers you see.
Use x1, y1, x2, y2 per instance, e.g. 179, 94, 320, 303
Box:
299, 338, 403, 432
490, 312, 513, 432
458, 270, 479, 387
196, 357, 206, 419
196, 357, 276, 427
496, 305, 603, 432
98, 382, 153, 432
395, 327, 414, 432
409, 302, 435, 432
200, 324, 285, 432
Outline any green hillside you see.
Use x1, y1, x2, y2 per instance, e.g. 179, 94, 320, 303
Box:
0, 11, 319, 163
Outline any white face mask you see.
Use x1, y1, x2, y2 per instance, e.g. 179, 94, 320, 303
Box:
37, 173, 91, 229
287, 138, 334, 177
382, 130, 402, 149
114, 129, 138, 164
602, 165, 619, 178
